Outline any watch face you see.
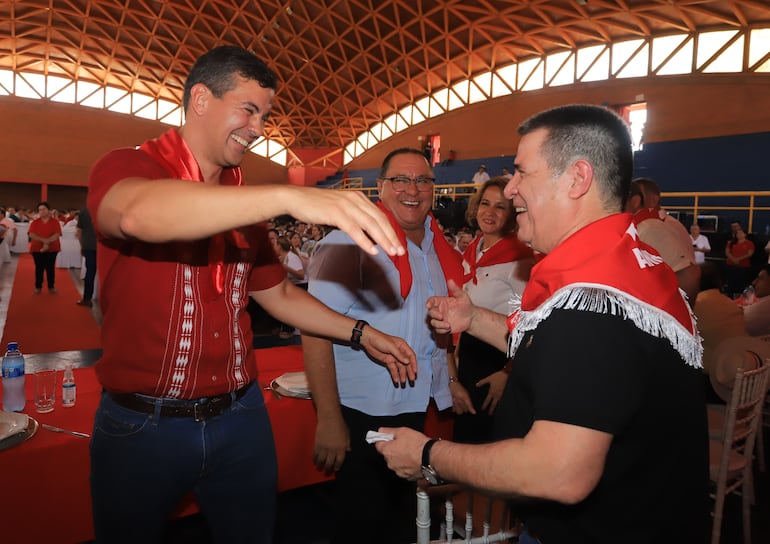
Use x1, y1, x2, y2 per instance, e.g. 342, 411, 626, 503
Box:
421, 465, 440, 485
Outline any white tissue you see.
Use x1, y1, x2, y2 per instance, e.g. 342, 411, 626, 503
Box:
365, 430, 394, 444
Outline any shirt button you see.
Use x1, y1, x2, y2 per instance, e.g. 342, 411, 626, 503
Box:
212, 375, 217, 382
213, 332, 220, 338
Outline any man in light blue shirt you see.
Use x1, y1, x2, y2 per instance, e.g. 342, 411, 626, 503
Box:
304, 147, 461, 544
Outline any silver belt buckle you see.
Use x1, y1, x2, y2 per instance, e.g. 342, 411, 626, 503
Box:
193, 402, 204, 422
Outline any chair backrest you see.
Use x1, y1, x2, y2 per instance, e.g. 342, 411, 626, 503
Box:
713, 362, 770, 494
415, 481, 519, 544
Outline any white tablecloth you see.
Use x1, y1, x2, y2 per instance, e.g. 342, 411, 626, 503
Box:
9, 222, 29, 254
55, 224, 82, 268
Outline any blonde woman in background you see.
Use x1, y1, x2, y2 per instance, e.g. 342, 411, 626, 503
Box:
448, 177, 535, 443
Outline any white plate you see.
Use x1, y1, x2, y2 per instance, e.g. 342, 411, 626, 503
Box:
0, 411, 29, 441
271, 372, 312, 399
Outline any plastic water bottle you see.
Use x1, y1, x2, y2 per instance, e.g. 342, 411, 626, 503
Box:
62, 363, 76, 407
2, 341, 26, 412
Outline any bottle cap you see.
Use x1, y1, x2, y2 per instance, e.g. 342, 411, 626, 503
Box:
7, 341, 18, 351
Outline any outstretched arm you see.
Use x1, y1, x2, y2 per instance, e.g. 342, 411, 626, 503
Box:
251, 280, 417, 384
96, 178, 405, 257
376, 421, 611, 504
426, 280, 509, 352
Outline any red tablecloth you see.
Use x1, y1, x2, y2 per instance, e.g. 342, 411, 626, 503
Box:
0, 345, 454, 544
0, 346, 329, 544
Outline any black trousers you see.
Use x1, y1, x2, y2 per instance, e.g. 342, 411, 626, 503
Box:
331, 406, 425, 544
81, 249, 97, 301
32, 251, 58, 289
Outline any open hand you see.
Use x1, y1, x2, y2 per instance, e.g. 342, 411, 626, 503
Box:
449, 381, 476, 415
287, 188, 406, 257
478, 370, 508, 415
361, 327, 418, 385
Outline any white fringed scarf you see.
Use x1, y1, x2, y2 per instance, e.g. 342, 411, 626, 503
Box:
505, 214, 702, 369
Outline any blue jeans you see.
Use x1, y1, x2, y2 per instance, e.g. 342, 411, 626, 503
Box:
90, 382, 277, 543
518, 529, 543, 544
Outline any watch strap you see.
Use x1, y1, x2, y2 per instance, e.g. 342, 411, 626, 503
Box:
350, 319, 368, 350
422, 438, 441, 468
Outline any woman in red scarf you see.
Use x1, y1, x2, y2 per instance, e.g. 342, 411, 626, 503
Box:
448, 177, 534, 443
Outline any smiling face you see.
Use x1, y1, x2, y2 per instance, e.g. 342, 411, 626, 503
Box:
504, 128, 569, 253
192, 75, 274, 173
377, 152, 433, 243
476, 185, 511, 238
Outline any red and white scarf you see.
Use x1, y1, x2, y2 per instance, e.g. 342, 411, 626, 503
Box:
139, 129, 250, 294
376, 201, 464, 299
505, 213, 702, 368
462, 232, 534, 285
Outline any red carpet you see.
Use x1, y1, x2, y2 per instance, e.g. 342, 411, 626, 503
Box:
1, 254, 101, 353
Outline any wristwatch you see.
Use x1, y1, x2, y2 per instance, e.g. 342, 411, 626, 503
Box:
421, 438, 444, 485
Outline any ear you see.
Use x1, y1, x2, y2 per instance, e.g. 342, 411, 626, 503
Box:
188, 83, 210, 117
566, 159, 594, 200
376, 179, 384, 196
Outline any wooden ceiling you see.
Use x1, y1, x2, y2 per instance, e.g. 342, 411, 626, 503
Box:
3, 0, 770, 151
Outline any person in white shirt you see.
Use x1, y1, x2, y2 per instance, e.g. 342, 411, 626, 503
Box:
765, 239, 770, 264
0, 207, 17, 263
689, 224, 711, 264
471, 165, 490, 185
455, 231, 473, 254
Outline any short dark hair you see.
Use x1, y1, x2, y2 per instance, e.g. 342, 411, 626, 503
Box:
379, 148, 430, 178
36, 201, 51, 210
183, 46, 278, 112
627, 179, 644, 209
633, 177, 660, 198
465, 177, 517, 235
518, 104, 633, 212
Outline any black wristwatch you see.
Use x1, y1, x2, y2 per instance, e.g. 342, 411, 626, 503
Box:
421, 438, 444, 485
350, 319, 368, 351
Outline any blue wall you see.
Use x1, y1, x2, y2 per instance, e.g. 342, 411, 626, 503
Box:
634, 131, 770, 192
326, 130, 769, 189
321, 130, 770, 233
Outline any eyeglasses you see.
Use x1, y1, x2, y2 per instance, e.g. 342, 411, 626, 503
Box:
381, 175, 435, 192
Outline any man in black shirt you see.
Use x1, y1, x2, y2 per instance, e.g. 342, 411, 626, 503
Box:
376, 104, 708, 543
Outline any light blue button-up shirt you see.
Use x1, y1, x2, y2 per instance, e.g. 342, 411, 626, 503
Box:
307, 217, 451, 416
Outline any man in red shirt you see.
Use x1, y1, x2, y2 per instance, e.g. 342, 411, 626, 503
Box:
87, 46, 416, 544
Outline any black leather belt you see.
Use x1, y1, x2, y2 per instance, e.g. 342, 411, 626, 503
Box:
107, 384, 251, 421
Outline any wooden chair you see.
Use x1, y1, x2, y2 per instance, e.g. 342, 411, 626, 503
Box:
415, 480, 519, 544
709, 363, 770, 544
757, 335, 770, 471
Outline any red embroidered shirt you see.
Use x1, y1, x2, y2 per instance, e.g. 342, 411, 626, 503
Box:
87, 145, 285, 398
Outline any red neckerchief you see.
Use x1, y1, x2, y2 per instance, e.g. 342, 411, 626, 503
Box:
632, 207, 663, 224
376, 201, 464, 299
506, 213, 700, 367
462, 232, 534, 284
139, 129, 249, 295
